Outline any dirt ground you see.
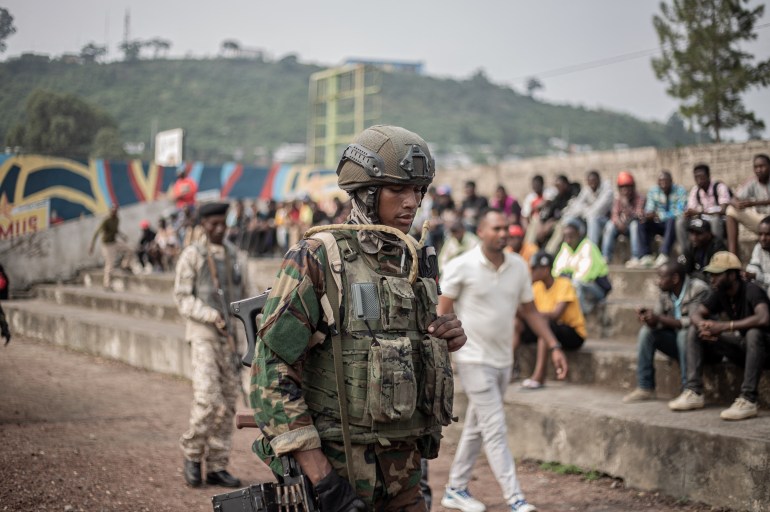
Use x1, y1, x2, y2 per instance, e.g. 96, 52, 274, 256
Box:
0, 336, 726, 512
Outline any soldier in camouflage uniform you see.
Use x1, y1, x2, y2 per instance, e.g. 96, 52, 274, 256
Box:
250, 125, 467, 511
174, 201, 245, 488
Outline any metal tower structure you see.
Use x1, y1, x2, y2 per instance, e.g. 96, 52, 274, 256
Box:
307, 64, 382, 167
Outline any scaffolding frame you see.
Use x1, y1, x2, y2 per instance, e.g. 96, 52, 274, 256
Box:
307, 64, 381, 167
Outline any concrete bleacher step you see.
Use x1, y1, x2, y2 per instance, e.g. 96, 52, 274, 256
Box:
606, 264, 660, 301
585, 298, 655, 339
515, 339, 770, 408
81, 255, 284, 298
4, 299, 191, 378
82, 270, 175, 294
445, 382, 770, 512
36, 284, 180, 322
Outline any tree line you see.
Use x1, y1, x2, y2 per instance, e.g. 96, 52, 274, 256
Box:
0, 2, 767, 159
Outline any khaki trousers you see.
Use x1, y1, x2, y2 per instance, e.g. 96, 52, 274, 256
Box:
100, 241, 134, 288
726, 205, 765, 233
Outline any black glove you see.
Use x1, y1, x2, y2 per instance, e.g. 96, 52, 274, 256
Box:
1, 327, 9, 346
314, 470, 367, 512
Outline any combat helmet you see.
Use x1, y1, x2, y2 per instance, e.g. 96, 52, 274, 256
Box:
337, 125, 435, 192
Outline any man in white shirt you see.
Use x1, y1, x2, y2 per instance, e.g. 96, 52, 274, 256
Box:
439, 209, 568, 512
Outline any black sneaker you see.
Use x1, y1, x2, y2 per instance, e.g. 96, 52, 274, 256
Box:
206, 470, 241, 488
183, 459, 202, 487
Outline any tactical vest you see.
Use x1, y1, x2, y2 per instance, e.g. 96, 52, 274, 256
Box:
193, 242, 241, 313
303, 230, 453, 451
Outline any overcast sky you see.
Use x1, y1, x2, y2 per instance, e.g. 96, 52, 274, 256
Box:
3, 0, 769, 139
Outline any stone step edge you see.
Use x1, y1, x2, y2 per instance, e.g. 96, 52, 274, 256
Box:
444, 383, 770, 512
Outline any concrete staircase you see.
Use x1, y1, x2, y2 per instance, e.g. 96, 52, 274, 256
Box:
5, 260, 770, 511
4, 258, 284, 379
507, 263, 770, 512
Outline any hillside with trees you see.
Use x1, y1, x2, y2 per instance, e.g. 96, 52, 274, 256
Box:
0, 55, 699, 163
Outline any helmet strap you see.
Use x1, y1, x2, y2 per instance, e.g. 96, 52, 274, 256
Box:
365, 186, 380, 222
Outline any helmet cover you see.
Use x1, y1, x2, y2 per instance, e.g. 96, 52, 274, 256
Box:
337, 125, 435, 192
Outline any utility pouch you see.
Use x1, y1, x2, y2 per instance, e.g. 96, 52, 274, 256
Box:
414, 277, 439, 332
416, 431, 442, 460
418, 335, 454, 426
380, 276, 415, 331
367, 336, 417, 422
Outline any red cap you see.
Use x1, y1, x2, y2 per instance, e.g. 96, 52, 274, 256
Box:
508, 224, 525, 237
140, 220, 150, 229
617, 171, 635, 187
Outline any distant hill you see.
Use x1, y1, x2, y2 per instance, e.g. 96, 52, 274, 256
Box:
0, 55, 698, 163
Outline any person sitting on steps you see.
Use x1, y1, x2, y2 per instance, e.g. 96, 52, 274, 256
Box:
668, 251, 769, 421
514, 251, 586, 390
623, 261, 710, 403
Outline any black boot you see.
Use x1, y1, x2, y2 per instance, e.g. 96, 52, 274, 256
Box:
183, 459, 202, 487
206, 470, 241, 488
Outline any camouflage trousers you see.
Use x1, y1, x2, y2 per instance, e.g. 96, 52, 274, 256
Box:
323, 440, 428, 512
180, 322, 240, 472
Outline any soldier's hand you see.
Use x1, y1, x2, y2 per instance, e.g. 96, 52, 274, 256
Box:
428, 314, 467, 352
214, 315, 227, 336
314, 470, 366, 512
2, 330, 9, 346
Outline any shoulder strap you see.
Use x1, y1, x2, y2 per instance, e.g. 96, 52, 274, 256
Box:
309, 232, 344, 328
316, 235, 356, 486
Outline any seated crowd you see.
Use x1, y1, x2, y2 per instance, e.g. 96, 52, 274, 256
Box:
423, 154, 770, 420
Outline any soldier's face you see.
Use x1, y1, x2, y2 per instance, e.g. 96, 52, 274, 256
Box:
378, 185, 422, 233
202, 214, 227, 245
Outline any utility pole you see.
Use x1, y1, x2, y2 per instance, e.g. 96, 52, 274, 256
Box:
123, 9, 130, 47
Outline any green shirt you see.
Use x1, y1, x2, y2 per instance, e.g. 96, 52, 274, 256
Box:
92, 215, 120, 245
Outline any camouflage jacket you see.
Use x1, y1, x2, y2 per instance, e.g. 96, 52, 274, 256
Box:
174, 241, 244, 326
250, 234, 409, 459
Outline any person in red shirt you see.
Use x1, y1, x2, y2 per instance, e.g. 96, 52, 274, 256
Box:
171, 169, 198, 210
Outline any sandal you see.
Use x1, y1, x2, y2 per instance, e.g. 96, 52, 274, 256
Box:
520, 378, 544, 390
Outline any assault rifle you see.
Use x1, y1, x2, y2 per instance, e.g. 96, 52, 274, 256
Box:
213, 290, 321, 511
229, 291, 269, 367
211, 454, 318, 512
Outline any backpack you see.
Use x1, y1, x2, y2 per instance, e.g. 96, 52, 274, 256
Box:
696, 180, 733, 206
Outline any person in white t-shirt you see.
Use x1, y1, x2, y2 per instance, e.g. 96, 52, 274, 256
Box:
439, 209, 568, 512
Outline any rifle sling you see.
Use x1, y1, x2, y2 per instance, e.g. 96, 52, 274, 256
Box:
205, 247, 237, 356
322, 246, 356, 487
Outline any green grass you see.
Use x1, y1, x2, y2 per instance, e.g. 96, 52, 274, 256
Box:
539, 461, 604, 481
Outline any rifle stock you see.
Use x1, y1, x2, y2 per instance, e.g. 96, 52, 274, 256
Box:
230, 291, 269, 367
236, 412, 259, 429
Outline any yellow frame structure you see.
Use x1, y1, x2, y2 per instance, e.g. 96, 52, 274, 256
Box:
307, 64, 381, 167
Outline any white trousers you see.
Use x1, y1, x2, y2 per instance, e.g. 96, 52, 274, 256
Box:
447, 362, 523, 502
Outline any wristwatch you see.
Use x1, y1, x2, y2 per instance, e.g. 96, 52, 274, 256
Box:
549, 342, 563, 352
